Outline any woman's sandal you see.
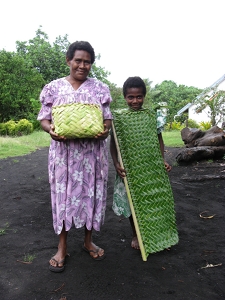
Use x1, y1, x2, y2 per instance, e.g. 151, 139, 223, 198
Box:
49, 254, 69, 273
82, 245, 106, 260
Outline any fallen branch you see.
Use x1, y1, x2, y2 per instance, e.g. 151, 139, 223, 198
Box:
51, 283, 65, 293
16, 260, 32, 264
200, 263, 222, 269
199, 211, 216, 219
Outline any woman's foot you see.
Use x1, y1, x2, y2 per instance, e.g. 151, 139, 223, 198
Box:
131, 236, 140, 249
82, 242, 105, 260
49, 246, 68, 272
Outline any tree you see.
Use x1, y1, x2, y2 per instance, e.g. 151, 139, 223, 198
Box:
193, 85, 225, 126
152, 80, 201, 123
143, 78, 161, 110
0, 27, 114, 122
16, 27, 69, 83
16, 26, 112, 85
0, 50, 44, 122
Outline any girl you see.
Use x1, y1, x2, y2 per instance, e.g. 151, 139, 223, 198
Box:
110, 76, 171, 249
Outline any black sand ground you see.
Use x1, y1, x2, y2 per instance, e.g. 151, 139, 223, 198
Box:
0, 146, 224, 300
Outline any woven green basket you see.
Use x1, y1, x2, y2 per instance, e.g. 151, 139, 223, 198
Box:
112, 108, 178, 260
52, 103, 104, 138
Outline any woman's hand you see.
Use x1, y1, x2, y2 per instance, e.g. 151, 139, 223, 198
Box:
115, 162, 126, 178
49, 124, 67, 142
164, 161, 172, 172
95, 123, 110, 140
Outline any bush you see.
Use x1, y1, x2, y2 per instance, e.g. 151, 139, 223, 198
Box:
0, 123, 7, 135
0, 119, 33, 136
199, 121, 211, 130
27, 98, 41, 130
186, 119, 200, 129
17, 119, 34, 135
4, 120, 18, 136
164, 121, 184, 131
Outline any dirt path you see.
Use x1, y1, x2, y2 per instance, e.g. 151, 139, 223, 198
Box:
0, 147, 224, 299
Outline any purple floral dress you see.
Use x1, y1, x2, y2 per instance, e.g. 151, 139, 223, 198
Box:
37, 77, 112, 234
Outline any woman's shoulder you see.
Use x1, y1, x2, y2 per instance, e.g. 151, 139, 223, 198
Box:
42, 78, 67, 94
87, 77, 109, 89
46, 77, 66, 88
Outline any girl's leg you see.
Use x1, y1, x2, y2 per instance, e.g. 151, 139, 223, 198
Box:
49, 224, 68, 267
129, 215, 140, 249
83, 227, 105, 259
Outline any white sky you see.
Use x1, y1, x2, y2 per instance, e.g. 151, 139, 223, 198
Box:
1, 0, 225, 88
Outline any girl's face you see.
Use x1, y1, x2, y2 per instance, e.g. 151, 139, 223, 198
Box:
66, 50, 92, 82
125, 87, 144, 110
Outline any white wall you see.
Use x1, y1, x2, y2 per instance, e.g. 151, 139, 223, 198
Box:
188, 105, 211, 123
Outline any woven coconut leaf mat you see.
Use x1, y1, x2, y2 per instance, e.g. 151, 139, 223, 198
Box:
112, 108, 179, 261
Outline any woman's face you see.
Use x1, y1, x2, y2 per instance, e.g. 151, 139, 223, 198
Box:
67, 50, 92, 81
125, 87, 144, 110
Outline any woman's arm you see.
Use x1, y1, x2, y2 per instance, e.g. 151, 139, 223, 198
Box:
40, 119, 66, 142
95, 119, 112, 139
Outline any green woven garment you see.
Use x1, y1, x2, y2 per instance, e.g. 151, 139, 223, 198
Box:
112, 108, 178, 260
52, 103, 104, 138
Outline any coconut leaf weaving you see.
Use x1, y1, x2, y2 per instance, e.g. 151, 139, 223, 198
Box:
52, 103, 104, 138
112, 108, 178, 260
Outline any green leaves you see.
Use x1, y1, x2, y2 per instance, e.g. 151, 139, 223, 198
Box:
0, 50, 44, 122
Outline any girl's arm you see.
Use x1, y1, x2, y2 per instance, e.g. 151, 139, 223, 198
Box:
158, 133, 172, 172
110, 133, 126, 178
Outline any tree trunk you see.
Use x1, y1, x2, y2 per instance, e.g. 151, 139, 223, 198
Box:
177, 126, 225, 163
181, 126, 225, 148
176, 145, 225, 163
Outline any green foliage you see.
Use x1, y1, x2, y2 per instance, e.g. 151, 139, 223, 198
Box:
109, 83, 123, 102
90, 55, 111, 84
152, 80, 202, 123
186, 118, 200, 128
199, 121, 212, 130
4, 120, 17, 135
16, 27, 69, 83
0, 119, 33, 136
0, 26, 112, 122
16, 26, 112, 86
0, 123, 7, 135
0, 50, 44, 122
27, 98, 42, 130
110, 95, 127, 110
164, 121, 184, 131
17, 119, 33, 134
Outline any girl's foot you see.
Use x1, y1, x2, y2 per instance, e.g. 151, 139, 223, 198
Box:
131, 236, 139, 249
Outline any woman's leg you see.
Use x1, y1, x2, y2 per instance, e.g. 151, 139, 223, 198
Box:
83, 227, 105, 259
49, 224, 68, 267
129, 215, 139, 249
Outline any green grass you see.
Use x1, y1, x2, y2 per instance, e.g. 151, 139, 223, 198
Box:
0, 130, 184, 160
0, 131, 51, 159
162, 130, 184, 147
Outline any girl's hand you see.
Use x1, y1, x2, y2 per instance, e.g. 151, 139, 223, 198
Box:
164, 161, 172, 172
49, 124, 67, 142
95, 123, 110, 140
115, 162, 126, 178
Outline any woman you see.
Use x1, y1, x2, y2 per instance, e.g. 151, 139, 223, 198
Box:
37, 41, 112, 272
